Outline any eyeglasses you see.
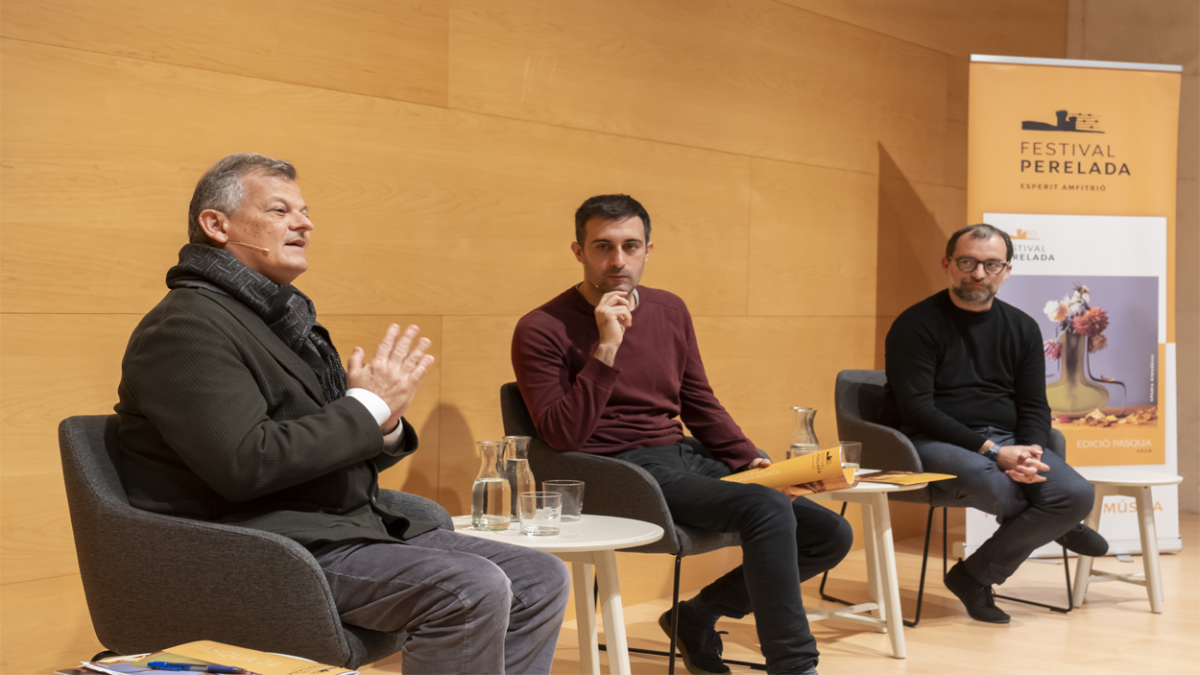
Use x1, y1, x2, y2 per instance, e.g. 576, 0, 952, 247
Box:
952, 257, 1009, 275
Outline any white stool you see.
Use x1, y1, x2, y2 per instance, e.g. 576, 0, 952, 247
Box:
1071, 467, 1182, 613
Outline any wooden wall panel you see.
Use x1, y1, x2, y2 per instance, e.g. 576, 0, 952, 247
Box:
875, 171, 967, 320
693, 317, 877, 459
449, 0, 952, 184
0, 0, 449, 107
0, 576, 101, 675
1078, 0, 1199, 75
943, 58, 971, 191
1, 39, 752, 319
438, 316, 520, 515
1, 314, 139, 479
0, 473, 76, 585
778, 0, 1069, 59
1181, 76, 1200, 184
0, 314, 132, 590
748, 159, 879, 318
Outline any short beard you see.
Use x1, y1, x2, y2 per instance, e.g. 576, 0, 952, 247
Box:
952, 282, 996, 306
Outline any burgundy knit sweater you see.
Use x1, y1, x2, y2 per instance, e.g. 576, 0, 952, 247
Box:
511, 286, 760, 471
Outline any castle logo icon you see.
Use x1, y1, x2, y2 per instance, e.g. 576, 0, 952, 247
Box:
1021, 109, 1103, 133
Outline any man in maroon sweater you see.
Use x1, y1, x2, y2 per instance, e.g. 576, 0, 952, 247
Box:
512, 194, 852, 675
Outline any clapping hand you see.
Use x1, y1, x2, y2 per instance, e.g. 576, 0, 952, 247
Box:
346, 324, 435, 431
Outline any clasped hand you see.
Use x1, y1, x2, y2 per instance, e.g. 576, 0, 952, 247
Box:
996, 444, 1049, 484
346, 324, 435, 431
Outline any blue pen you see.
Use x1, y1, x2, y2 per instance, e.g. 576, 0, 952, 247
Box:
147, 663, 248, 674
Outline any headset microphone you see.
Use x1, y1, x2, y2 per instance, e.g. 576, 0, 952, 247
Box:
226, 242, 270, 253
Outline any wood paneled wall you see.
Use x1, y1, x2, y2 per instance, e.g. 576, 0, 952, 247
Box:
1, 1, 1073, 671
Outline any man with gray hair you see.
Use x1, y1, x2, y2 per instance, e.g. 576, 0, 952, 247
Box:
116, 153, 568, 674
880, 223, 1105, 624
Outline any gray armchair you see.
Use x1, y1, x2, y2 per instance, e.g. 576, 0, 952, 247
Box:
830, 370, 1071, 624
499, 383, 761, 673
58, 414, 453, 668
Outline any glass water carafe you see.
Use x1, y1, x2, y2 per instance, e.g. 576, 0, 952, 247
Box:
788, 407, 821, 459
472, 440, 510, 530
503, 435, 536, 522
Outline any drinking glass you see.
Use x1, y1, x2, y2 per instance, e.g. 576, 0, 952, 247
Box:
518, 491, 562, 536
543, 480, 585, 522
839, 441, 862, 486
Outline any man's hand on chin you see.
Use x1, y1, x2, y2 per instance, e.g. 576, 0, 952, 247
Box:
592, 290, 632, 367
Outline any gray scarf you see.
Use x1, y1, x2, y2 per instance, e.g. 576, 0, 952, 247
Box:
166, 244, 347, 404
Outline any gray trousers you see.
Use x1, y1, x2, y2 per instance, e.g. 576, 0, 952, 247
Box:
311, 529, 570, 675
912, 428, 1094, 586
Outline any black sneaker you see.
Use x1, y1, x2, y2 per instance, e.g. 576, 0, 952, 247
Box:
659, 605, 731, 675
1055, 523, 1108, 557
945, 561, 1010, 624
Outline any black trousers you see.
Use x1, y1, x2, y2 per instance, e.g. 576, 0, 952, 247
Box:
620, 444, 854, 675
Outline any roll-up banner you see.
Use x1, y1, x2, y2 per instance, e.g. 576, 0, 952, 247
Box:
966, 55, 1182, 558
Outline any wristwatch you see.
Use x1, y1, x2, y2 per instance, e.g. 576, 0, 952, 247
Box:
982, 447, 1000, 462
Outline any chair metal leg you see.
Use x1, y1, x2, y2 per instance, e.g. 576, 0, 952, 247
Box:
669, 554, 680, 675
606, 553, 766, 671
901, 505, 939, 627
993, 545, 1074, 613
818, 502, 855, 605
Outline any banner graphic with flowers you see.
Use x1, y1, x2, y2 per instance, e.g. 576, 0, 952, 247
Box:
967, 56, 1180, 556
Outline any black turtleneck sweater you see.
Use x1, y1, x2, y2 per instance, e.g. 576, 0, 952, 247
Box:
880, 289, 1051, 451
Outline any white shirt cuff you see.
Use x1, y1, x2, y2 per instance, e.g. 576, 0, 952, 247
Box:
347, 388, 405, 452
380, 418, 405, 452
347, 388, 392, 426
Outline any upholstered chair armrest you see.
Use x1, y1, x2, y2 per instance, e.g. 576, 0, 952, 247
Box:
845, 419, 925, 473
1046, 427, 1067, 460
74, 501, 352, 664
377, 489, 454, 531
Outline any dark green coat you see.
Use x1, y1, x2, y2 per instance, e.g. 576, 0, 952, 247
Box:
115, 287, 434, 547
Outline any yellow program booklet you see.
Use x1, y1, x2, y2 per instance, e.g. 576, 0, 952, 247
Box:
721, 446, 854, 495
81, 640, 356, 675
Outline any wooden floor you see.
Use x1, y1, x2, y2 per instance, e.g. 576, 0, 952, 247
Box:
364, 514, 1199, 675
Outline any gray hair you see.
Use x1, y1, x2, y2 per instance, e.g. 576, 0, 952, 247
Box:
188, 153, 297, 244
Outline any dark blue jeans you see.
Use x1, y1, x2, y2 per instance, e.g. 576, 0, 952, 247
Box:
912, 428, 1095, 586
620, 444, 853, 675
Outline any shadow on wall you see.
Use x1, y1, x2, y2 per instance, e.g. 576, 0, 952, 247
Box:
429, 403, 473, 517
874, 143, 952, 370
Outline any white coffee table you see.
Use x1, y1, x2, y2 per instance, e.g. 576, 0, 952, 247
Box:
1070, 466, 1183, 613
804, 480, 927, 659
452, 514, 663, 675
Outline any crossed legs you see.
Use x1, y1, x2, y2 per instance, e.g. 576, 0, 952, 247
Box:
622, 444, 853, 674
913, 429, 1094, 586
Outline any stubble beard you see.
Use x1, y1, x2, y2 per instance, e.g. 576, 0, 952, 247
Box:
951, 281, 996, 306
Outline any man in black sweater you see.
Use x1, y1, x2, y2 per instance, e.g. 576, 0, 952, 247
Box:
881, 223, 1105, 624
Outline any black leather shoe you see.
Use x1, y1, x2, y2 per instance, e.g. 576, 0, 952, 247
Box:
945, 561, 1010, 624
1056, 523, 1108, 557
659, 605, 731, 675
